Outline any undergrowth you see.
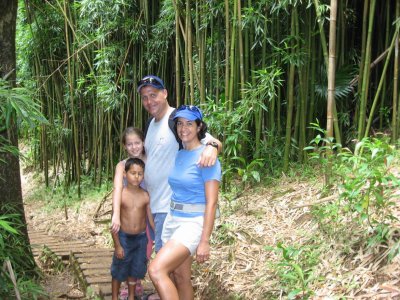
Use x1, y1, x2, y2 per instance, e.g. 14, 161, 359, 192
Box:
0, 204, 46, 299
262, 128, 400, 299
24, 174, 112, 212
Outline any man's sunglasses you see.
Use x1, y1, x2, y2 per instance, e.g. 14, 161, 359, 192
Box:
137, 77, 164, 89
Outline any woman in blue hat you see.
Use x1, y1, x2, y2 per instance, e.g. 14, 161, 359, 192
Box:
148, 105, 221, 299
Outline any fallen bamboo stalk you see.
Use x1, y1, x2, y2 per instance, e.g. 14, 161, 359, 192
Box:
3, 259, 21, 300
291, 194, 338, 209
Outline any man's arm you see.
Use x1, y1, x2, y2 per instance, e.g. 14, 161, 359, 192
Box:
198, 135, 222, 167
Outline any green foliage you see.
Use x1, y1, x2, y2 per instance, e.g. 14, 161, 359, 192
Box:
314, 65, 356, 102
148, 0, 175, 64
0, 79, 48, 174
304, 121, 342, 167
0, 135, 19, 165
204, 66, 284, 191
336, 137, 399, 227
225, 157, 265, 190
0, 204, 45, 299
267, 242, 321, 299
306, 124, 400, 260
367, 223, 400, 262
0, 79, 48, 131
213, 222, 236, 246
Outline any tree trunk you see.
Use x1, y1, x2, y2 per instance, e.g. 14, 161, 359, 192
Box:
0, 0, 34, 260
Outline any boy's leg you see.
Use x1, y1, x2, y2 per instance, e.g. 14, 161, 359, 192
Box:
127, 277, 136, 300
111, 278, 121, 300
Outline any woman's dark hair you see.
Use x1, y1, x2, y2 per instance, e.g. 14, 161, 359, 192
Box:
125, 157, 145, 172
121, 127, 145, 155
196, 119, 208, 140
173, 119, 208, 140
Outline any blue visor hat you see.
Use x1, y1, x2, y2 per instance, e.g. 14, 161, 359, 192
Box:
173, 105, 203, 121
137, 75, 165, 92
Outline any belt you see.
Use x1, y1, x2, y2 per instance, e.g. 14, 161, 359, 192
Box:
170, 200, 220, 218
170, 200, 206, 212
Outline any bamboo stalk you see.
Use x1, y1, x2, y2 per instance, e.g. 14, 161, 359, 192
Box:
365, 32, 397, 138
358, 0, 377, 140
392, 1, 399, 142
283, 8, 297, 172
3, 259, 21, 300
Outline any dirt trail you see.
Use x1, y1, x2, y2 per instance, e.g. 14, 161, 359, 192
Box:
21, 162, 400, 299
22, 167, 111, 298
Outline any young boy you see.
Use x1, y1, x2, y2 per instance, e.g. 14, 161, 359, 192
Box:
110, 158, 154, 300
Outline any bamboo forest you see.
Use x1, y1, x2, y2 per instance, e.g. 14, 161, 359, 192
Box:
1, 0, 400, 299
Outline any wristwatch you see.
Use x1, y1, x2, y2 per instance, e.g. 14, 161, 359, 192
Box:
206, 141, 219, 150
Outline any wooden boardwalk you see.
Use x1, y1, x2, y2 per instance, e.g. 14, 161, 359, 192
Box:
28, 228, 154, 299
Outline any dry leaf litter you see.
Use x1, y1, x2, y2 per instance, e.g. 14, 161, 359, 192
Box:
23, 166, 400, 299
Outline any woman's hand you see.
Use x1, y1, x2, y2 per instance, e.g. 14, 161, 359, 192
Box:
196, 240, 210, 263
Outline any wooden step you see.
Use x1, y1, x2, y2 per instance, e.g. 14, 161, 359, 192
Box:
28, 228, 157, 300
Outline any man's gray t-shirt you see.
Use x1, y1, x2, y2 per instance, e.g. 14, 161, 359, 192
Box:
144, 107, 179, 213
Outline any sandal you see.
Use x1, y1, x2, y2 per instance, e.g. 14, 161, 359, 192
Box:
135, 280, 144, 297
119, 284, 128, 300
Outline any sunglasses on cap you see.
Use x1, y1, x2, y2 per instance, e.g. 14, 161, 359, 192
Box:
137, 76, 165, 91
177, 105, 201, 114
174, 104, 203, 120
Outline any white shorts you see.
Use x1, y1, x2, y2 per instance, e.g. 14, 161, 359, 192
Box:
161, 213, 204, 255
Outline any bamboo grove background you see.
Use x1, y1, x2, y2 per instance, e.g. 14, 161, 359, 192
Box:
16, 0, 400, 193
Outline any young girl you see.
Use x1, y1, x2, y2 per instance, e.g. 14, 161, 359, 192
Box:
112, 127, 146, 230
110, 127, 151, 299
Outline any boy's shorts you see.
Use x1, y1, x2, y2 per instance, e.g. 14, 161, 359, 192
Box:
161, 213, 204, 255
111, 231, 148, 282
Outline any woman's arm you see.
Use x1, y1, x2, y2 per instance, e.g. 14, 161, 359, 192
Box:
196, 180, 219, 263
111, 161, 125, 233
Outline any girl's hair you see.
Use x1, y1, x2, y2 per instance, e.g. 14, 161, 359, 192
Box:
173, 119, 208, 140
125, 157, 145, 172
122, 127, 144, 144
